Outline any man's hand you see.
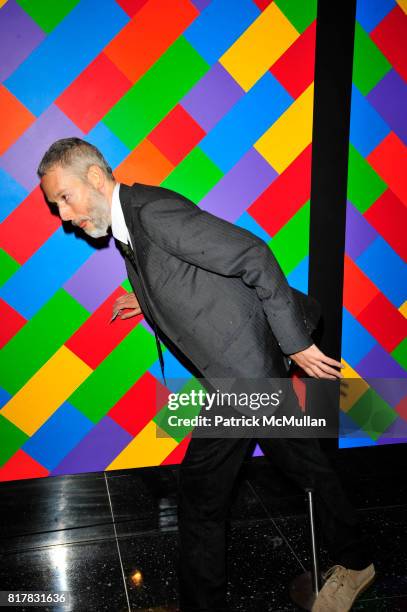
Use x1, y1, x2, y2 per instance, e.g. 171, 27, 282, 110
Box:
112, 292, 142, 320
289, 344, 344, 379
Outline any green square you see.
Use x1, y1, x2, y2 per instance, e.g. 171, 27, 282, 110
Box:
16, 0, 80, 33
69, 325, 160, 422
0, 249, 19, 288
352, 22, 391, 95
154, 377, 206, 442
103, 37, 209, 149
347, 387, 398, 441
267, 201, 310, 275
0, 415, 28, 467
347, 144, 387, 213
391, 338, 407, 373
121, 278, 133, 293
274, 0, 317, 33
0, 289, 89, 394
161, 147, 223, 203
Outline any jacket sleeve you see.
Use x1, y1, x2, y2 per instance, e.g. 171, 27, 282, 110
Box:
139, 197, 314, 356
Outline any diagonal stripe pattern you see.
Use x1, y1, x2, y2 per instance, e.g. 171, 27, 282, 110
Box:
1, 0, 325, 481
340, 0, 407, 448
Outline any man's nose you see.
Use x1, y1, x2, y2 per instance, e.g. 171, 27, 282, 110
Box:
60, 209, 73, 222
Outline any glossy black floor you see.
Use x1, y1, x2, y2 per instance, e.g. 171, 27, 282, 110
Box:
0, 443, 406, 611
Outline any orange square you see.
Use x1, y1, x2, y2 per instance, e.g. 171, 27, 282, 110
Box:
0, 85, 35, 155
114, 138, 173, 185
105, 0, 198, 83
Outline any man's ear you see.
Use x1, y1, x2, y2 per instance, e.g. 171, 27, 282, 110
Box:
86, 164, 104, 190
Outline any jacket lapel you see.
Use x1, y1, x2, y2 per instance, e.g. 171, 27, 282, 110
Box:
119, 183, 143, 235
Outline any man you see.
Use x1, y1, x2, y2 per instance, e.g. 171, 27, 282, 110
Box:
38, 138, 375, 612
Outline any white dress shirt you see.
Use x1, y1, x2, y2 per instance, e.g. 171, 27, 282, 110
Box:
111, 181, 133, 249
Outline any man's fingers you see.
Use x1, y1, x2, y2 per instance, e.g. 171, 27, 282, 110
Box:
294, 346, 344, 379
120, 308, 142, 320
322, 358, 344, 377
113, 299, 137, 312
312, 365, 337, 379
113, 292, 137, 306
315, 361, 343, 378
298, 357, 342, 379
117, 292, 134, 299
114, 297, 127, 306
310, 351, 344, 377
317, 360, 343, 378
120, 312, 133, 320
314, 348, 343, 369
115, 297, 133, 306
325, 357, 344, 369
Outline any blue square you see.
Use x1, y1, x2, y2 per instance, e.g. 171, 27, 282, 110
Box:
350, 84, 390, 156
356, 236, 407, 307
356, 0, 396, 33
86, 123, 130, 170
0, 169, 28, 222
287, 256, 310, 295
235, 212, 271, 243
22, 402, 94, 470
184, 0, 260, 65
149, 349, 194, 392
4, 0, 129, 115
0, 387, 11, 409
200, 72, 293, 173
341, 308, 377, 365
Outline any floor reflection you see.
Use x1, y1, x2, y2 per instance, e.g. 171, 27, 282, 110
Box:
0, 449, 406, 611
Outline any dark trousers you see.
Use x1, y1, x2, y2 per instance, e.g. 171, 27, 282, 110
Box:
176, 379, 374, 612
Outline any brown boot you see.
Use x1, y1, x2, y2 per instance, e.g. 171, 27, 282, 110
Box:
312, 563, 376, 611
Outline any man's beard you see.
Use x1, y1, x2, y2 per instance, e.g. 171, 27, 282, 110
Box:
75, 188, 111, 239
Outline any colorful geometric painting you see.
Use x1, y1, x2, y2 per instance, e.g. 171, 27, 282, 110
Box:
0, 0, 318, 481
339, 0, 407, 448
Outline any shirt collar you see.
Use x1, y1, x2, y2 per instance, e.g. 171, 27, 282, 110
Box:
111, 182, 132, 247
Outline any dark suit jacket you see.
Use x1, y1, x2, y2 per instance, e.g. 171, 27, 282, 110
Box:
118, 182, 322, 387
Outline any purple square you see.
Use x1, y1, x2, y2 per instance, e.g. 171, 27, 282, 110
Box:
182, 63, 244, 132
0, 0, 45, 82
0, 104, 83, 192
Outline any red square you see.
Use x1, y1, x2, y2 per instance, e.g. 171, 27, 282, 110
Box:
248, 144, 312, 236
65, 287, 141, 369
161, 436, 190, 465
270, 20, 317, 98
364, 189, 407, 262
396, 394, 407, 421
371, 5, 407, 83
252, 0, 274, 10
115, 0, 148, 17
0, 299, 26, 349
0, 450, 49, 483
108, 372, 167, 437
343, 256, 379, 317
0, 185, 60, 265
358, 293, 407, 353
56, 53, 132, 133
149, 104, 206, 165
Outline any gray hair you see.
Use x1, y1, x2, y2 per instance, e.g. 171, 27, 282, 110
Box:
37, 137, 114, 182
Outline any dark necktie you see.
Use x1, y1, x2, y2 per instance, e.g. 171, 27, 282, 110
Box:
117, 239, 166, 386
118, 240, 137, 266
